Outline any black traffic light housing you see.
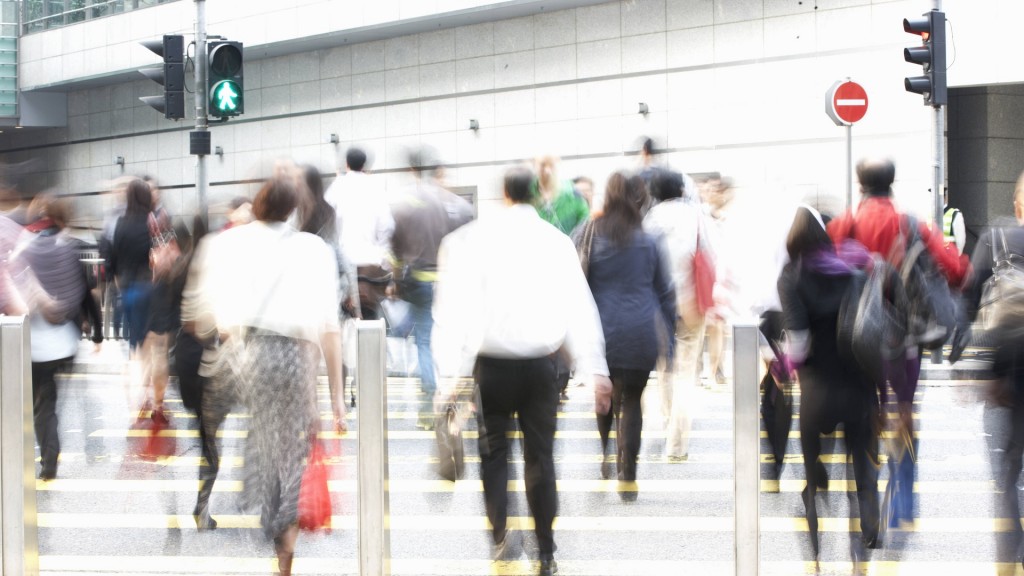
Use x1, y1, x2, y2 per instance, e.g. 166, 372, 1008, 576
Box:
903, 10, 946, 106
207, 41, 244, 118
140, 35, 185, 120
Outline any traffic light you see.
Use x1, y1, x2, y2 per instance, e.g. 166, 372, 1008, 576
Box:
139, 35, 185, 120
903, 10, 946, 106
208, 41, 243, 118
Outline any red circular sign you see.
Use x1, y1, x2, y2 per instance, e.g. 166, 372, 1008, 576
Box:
826, 81, 869, 125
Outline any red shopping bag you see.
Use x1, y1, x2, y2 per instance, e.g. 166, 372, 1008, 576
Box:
298, 438, 332, 532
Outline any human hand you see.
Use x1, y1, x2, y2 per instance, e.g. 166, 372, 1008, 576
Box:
594, 374, 613, 415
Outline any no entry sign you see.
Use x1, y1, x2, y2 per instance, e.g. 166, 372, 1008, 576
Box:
826, 80, 868, 125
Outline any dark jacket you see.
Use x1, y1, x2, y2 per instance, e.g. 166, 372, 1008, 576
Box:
587, 229, 676, 372
109, 214, 151, 286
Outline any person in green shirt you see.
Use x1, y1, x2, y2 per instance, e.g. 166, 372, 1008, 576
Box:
533, 155, 589, 235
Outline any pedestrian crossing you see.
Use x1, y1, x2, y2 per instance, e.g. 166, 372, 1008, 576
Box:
34, 371, 1014, 575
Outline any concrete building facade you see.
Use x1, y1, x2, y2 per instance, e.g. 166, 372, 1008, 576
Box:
0, 0, 1020, 234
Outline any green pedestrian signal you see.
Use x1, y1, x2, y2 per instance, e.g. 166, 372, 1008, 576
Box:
211, 80, 241, 113
207, 41, 243, 118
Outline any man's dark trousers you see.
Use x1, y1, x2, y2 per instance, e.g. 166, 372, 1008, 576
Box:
476, 355, 559, 560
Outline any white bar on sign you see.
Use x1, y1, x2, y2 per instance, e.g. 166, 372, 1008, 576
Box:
836, 99, 866, 106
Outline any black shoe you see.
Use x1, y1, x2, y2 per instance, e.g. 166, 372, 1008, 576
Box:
193, 502, 218, 530
538, 559, 558, 576
600, 456, 613, 480
38, 461, 57, 481
492, 529, 521, 561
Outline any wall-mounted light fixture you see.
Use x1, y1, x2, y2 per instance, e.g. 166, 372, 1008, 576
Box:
214, 146, 223, 157
114, 156, 125, 166
329, 133, 340, 144
469, 119, 479, 131
638, 102, 649, 115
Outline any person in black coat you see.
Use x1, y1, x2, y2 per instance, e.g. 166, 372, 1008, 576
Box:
579, 172, 676, 492
778, 206, 880, 565
108, 178, 153, 353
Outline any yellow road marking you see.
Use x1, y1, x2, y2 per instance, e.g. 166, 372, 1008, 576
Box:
34, 513, 1024, 533
85, 428, 981, 441
34, 557, 1024, 576
35, 477, 994, 494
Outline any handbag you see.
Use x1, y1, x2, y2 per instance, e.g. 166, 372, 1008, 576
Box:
575, 219, 596, 279
435, 402, 465, 481
298, 436, 332, 532
979, 227, 1024, 340
692, 217, 715, 315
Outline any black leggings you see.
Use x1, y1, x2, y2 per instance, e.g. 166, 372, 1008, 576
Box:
596, 368, 649, 481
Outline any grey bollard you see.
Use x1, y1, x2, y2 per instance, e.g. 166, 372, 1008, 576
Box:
0, 316, 39, 576
733, 320, 760, 576
357, 319, 390, 576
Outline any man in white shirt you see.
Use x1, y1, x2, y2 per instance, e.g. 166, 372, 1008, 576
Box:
324, 146, 394, 319
433, 166, 609, 576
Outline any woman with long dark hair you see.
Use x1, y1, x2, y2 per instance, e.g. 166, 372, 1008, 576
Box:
778, 205, 880, 565
578, 172, 676, 495
109, 178, 153, 354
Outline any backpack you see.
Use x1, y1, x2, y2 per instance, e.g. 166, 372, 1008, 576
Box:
979, 227, 1024, 339
895, 216, 957, 350
837, 253, 908, 383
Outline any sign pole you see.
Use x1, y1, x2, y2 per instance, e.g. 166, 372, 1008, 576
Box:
826, 79, 868, 211
846, 123, 853, 211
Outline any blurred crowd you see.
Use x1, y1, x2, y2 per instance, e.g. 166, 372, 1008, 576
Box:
5, 139, 1024, 575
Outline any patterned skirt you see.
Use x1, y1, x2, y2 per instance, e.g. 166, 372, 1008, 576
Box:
237, 329, 320, 539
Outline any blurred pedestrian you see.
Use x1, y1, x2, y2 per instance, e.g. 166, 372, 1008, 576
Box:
943, 187, 966, 255
826, 158, 969, 527
433, 166, 608, 576
188, 167, 345, 574
9, 197, 88, 480
572, 175, 594, 209
579, 172, 675, 492
643, 170, 709, 462
534, 155, 589, 236
390, 149, 473, 428
299, 164, 358, 317
966, 170, 1024, 568
325, 146, 393, 320
779, 205, 880, 565
142, 176, 178, 425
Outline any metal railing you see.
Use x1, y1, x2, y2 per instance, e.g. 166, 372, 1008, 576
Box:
21, 0, 180, 35
357, 318, 390, 576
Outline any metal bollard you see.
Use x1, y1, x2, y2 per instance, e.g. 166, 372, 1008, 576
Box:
733, 320, 760, 576
0, 316, 39, 576
357, 319, 390, 576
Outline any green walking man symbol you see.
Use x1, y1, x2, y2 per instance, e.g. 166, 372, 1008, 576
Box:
214, 81, 239, 112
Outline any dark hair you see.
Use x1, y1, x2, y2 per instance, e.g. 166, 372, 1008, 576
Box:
346, 147, 367, 172
124, 178, 152, 216
504, 166, 536, 204
650, 169, 683, 202
252, 176, 298, 223
641, 137, 655, 156
857, 158, 896, 197
598, 172, 647, 247
786, 206, 832, 261
572, 176, 593, 187
300, 164, 337, 239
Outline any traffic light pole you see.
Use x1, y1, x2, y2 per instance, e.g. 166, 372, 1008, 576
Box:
932, 0, 943, 231
194, 0, 209, 226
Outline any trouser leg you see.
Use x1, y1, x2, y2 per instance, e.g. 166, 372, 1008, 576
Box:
518, 357, 559, 559
800, 403, 822, 558
32, 360, 62, 475
476, 359, 514, 544
616, 369, 648, 482
845, 403, 880, 545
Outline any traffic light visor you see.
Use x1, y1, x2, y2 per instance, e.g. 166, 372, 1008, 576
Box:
209, 44, 242, 78
904, 17, 931, 40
